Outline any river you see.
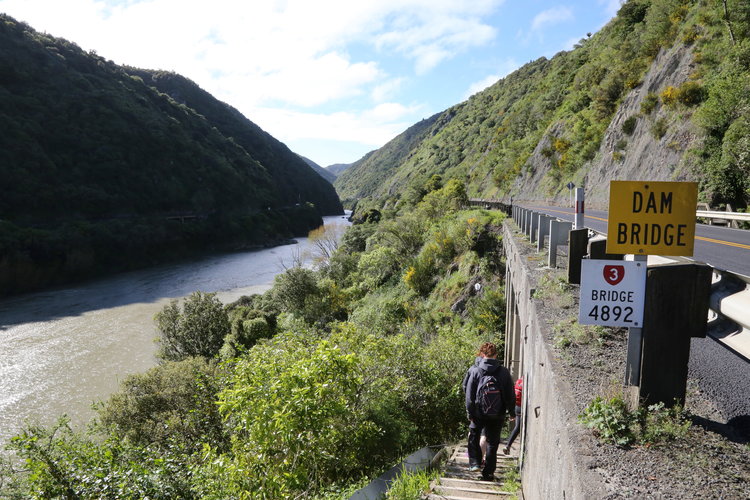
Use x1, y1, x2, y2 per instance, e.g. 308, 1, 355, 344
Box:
0, 215, 350, 449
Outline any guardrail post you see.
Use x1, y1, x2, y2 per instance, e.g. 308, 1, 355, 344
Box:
567, 228, 589, 285
548, 220, 573, 268
537, 215, 552, 252
637, 263, 712, 407
524, 209, 532, 235
529, 212, 539, 242
587, 236, 625, 261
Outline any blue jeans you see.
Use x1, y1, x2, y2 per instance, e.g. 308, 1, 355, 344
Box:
468, 417, 502, 477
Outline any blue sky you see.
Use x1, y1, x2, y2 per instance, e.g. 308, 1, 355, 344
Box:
0, 0, 621, 167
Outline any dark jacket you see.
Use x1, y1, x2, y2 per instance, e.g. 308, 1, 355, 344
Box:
465, 357, 514, 421
461, 356, 482, 394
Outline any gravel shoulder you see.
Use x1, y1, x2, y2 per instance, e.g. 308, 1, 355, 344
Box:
513, 229, 750, 499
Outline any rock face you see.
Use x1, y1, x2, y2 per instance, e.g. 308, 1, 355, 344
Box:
511, 44, 702, 210
582, 44, 701, 209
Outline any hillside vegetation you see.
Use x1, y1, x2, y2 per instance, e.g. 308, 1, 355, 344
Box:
1, 180, 508, 499
335, 0, 750, 211
0, 14, 342, 295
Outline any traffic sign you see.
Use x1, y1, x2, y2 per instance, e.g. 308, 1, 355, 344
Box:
606, 181, 697, 256
579, 259, 647, 327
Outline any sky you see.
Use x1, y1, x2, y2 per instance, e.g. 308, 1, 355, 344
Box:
0, 0, 622, 167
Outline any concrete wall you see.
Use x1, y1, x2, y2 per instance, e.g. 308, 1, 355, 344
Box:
503, 222, 607, 500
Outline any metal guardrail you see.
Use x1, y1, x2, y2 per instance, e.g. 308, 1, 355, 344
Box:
708, 269, 750, 360
510, 205, 750, 361
696, 210, 750, 226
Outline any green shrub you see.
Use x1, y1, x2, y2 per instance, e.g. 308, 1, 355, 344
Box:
155, 291, 230, 361
357, 245, 401, 290
7, 418, 196, 499
641, 92, 659, 114
578, 396, 635, 446
675, 81, 706, 106
195, 335, 380, 499
579, 395, 691, 447
637, 402, 691, 443
622, 116, 637, 135
651, 117, 668, 139
97, 357, 225, 450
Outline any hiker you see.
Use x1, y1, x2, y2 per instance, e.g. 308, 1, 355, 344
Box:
464, 342, 514, 481
503, 376, 523, 455
462, 354, 486, 464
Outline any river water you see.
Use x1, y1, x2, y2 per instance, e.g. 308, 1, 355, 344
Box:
0, 215, 350, 449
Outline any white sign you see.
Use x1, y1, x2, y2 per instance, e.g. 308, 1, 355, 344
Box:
579, 259, 647, 327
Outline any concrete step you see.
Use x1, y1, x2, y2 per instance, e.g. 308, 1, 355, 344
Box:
433, 483, 512, 498
430, 444, 521, 500
439, 477, 510, 491
452, 455, 516, 466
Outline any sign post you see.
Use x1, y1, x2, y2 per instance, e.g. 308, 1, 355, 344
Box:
596, 180, 699, 407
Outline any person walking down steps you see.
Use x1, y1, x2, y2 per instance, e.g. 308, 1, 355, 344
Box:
464, 342, 514, 481
503, 376, 523, 456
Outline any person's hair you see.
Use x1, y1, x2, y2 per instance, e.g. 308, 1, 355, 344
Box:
478, 342, 497, 358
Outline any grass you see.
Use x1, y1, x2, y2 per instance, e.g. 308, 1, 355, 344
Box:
385, 466, 439, 500
532, 272, 575, 309
498, 466, 522, 498
553, 316, 609, 348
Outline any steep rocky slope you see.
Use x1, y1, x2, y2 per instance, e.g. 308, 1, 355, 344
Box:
334, 0, 750, 211
514, 43, 701, 209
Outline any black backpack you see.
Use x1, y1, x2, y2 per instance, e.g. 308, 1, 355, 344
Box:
476, 373, 503, 419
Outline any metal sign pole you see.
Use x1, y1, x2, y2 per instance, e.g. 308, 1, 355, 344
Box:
625, 254, 647, 387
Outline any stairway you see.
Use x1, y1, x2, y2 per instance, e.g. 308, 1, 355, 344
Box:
425, 443, 520, 500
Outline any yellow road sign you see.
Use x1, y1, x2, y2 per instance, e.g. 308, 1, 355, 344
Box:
606, 181, 697, 256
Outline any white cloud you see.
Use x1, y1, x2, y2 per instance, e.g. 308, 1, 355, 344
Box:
531, 6, 575, 33
598, 0, 622, 18
1, 0, 503, 102
0, 0, 504, 161
250, 106, 413, 146
462, 58, 520, 99
465, 75, 500, 99
372, 77, 406, 102
375, 14, 497, 74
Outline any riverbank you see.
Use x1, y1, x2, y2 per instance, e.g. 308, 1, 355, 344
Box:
0, 215, 350, 450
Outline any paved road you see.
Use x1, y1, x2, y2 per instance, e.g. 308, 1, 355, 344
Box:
524, 204, 750, 277
520, 203, 750, 439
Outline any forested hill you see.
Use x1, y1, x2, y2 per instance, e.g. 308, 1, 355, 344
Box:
297, 155, 337, 183
0, 14, 342, 295
335, 0, 750, 211
334, 112, 443, 203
